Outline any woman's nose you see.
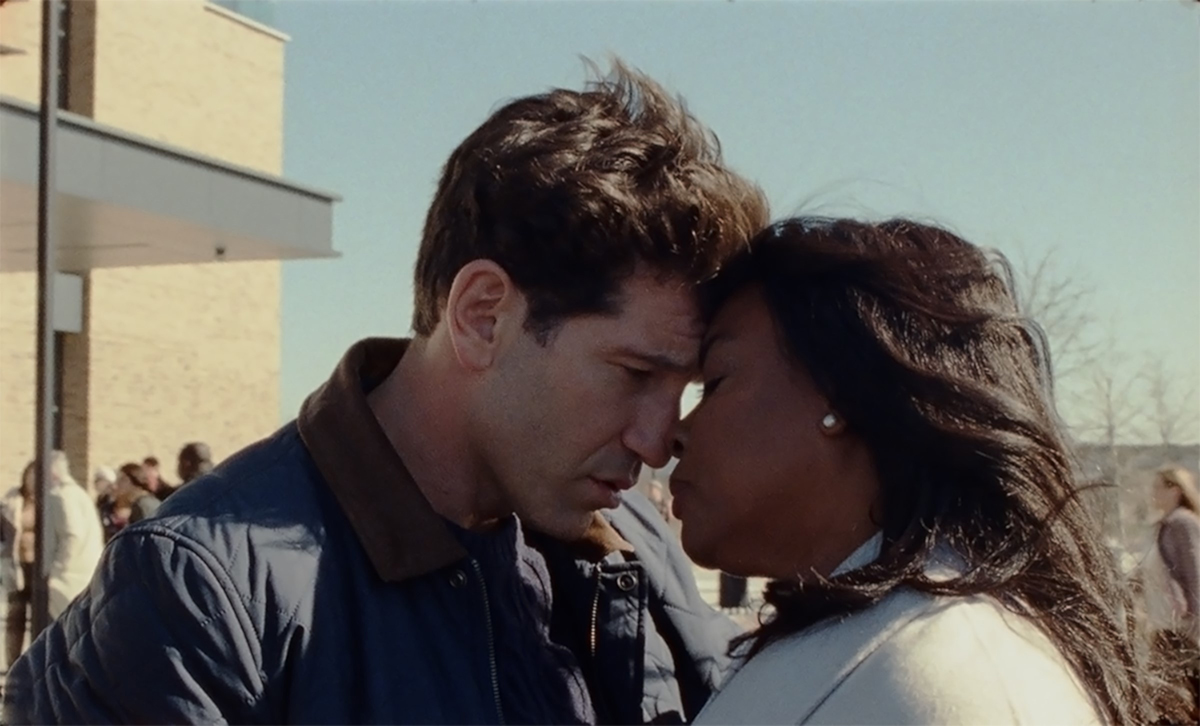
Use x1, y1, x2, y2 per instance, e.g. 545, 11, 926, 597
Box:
670, 412, 691, 459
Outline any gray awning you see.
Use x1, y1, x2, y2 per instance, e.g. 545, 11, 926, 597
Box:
0, 96, 340, 272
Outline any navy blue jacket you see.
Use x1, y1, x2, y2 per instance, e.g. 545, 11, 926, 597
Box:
5, 339, 740, 724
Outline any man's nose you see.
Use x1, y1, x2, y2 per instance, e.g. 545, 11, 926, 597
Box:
623, 397, 682, 469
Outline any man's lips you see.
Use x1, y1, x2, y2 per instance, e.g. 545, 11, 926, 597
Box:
590, 476, 635, 492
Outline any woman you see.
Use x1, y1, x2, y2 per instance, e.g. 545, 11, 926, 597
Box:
43, 451, 104, 620
670, 217, 1169, 724
115, 462, 161, 525
1, 463, 37, 667
1144, 466, 1200, 711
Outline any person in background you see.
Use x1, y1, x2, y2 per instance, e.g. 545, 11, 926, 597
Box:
92, 467, 116, 502
1, 463, 37, 669
93, 466, 122, 542
116, 463, 162, 525
670, 217, 1173, 724
142, 456, 172, 501
646, 479, 672, 522
42, 451, 104, 620
175, 442, 213, 490
1144, 465, 1200, 716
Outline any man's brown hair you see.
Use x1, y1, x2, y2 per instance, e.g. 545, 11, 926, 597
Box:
118, 462, 152, 492
413, 59, 769, 340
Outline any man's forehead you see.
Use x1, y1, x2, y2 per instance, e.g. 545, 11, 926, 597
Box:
568, 269, 703, 365
611, 304, 703, 365
606, 343, 697, 373
618, 273, 703, 325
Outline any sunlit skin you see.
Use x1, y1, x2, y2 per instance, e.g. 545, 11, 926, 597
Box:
670, 286, 882, 580
371, 262, 702, 540
1152, 476, 1182, 515
21, 467, 34, 500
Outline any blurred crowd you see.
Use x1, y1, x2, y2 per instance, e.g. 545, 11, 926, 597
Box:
0, 442, 214, 669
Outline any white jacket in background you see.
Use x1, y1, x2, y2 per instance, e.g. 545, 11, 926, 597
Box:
696, 537, 1102, 725
42, 482, 103, 619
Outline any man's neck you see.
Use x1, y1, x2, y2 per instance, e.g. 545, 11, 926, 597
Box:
367, 340, 508, 531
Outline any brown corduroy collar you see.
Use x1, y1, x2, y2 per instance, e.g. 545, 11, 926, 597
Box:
296, 337, 632, 583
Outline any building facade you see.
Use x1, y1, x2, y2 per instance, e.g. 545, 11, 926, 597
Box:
0, 0, 337, 490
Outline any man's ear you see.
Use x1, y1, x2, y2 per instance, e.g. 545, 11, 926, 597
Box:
444, 259, 524, 371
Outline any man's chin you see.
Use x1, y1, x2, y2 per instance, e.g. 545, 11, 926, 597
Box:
519, 510, 594, 542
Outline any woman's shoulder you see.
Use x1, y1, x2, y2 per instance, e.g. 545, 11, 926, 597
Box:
825, 593, 1100, 723
698, 589, 1100, 725
1162, 507, 1200, 532
132, 492, 162, 515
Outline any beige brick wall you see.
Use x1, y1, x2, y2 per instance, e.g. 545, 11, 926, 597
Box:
0, 273, 38, 491
1, 0, 96, 489
0, 0, 288, 489
0, 1, 44, 492
84, 261, 282, 480
0, 0, 43, 104
82, 0, 285, 480
90, 0, 284, 169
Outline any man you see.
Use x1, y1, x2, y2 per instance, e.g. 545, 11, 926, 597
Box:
121, 464, 163, 525
6, 62, 768, 724
175, 441, 214, 488
141, 456, 169, 500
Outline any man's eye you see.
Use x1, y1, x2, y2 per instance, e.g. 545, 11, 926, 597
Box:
701, 377, 725, 397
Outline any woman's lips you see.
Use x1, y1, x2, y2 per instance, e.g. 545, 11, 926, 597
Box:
668, 478, 690, 518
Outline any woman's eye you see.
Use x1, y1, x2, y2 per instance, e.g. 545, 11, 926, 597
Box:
623, 365, 653, 381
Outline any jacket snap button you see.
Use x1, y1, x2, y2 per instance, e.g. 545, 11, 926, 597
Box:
448, 570, 468, 588
616, 573, 638, 592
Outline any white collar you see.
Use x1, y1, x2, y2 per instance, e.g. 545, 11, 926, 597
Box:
830, 531, 884, 577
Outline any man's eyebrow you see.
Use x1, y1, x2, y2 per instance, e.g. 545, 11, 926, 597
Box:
613, 348, 695, 373
699, 332, 730, 367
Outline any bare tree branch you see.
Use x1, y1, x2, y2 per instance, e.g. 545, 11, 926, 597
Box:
1139, 356, 1200, 450
1013, 249, 1100, 384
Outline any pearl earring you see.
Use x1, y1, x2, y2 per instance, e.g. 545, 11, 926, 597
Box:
820, 413, 838, 430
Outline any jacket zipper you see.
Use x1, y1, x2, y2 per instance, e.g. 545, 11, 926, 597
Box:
587, 563, 621, 724
588, 563, 603, 658
470, 558, 506, 725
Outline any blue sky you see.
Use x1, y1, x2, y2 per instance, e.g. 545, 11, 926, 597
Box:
273, 0, 1199, 443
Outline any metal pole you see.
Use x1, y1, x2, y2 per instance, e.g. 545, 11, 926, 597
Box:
32, 0, 61, 639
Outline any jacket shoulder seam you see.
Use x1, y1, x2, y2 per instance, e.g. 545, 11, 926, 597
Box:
112, 526, 271, 709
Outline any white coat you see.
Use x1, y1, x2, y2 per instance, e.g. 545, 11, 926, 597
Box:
696, 537, 1102, 725
43, 482, 104, 619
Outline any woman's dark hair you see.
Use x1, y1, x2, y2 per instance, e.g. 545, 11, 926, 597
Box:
20, 461, 35, 498
118, 463, 152, 493
703, 217, 1173, 724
